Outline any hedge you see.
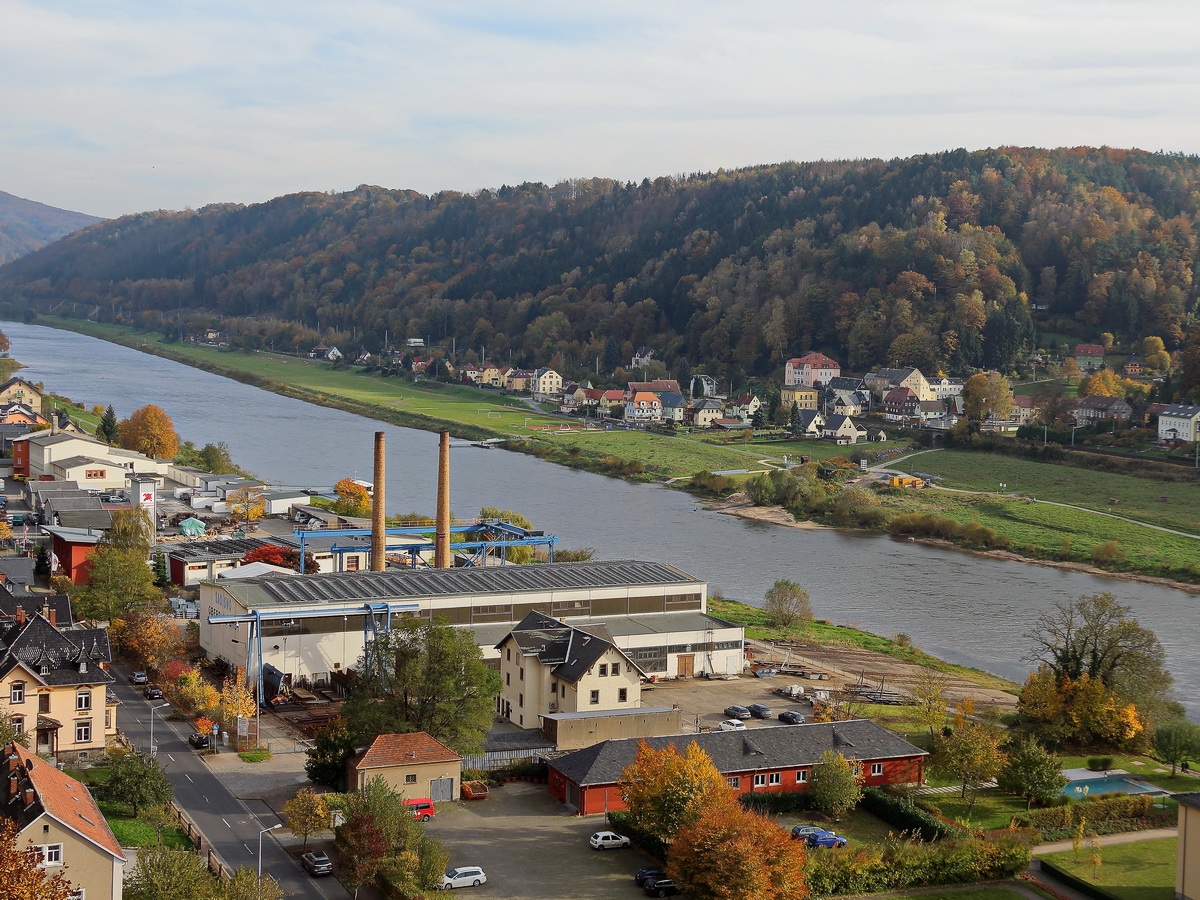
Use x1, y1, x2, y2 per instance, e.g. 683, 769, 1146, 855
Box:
804, 833, 1031, 895
1014, 794, 1153, 830
859, 787, 961, 841
607, 811, 667, 861
739, 791, 818, 815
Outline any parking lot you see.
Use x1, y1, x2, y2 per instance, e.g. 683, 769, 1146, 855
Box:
644, 675, 815, 732
427, 780, 658, 900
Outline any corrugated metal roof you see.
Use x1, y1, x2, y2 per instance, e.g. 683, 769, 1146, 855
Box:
219, 560, 701, 607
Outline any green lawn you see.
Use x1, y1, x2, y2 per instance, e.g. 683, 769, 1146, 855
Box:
914, 889, 1033, 900
778, 807, 897, 845
925, 788, 1029, 830
96, 800, 192, 849
1041, 837, 1176, 900
893, 449, 1200, 536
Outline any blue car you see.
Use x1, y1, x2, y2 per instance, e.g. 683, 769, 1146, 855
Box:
805, 828, 847, 849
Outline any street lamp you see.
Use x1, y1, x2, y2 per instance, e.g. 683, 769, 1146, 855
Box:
258, 824, 281, 877
147, 703, 169, 756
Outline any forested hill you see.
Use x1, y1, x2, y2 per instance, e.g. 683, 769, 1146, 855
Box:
3, 147, 1200, 384
0, 191, 103, 265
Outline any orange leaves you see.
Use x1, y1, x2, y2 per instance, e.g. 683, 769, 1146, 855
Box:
618, 740, 736, 843
118, 404, 179, 458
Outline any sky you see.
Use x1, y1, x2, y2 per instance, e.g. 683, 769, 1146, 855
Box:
6, 1, 1200, 219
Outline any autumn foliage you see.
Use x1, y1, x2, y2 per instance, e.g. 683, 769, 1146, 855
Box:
119, 404, 179, 458
0, 817, 76, 900
1019, 667, 1145, 749
110, 611, 184, 673
618, 740, 737, 842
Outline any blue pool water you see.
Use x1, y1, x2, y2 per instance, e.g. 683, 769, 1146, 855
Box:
1061, 776, 1157, 798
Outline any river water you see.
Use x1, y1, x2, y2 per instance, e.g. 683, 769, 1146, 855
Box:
12, 322, 1199, 715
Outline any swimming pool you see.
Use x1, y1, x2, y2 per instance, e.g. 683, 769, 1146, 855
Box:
1060, 775, 1158, 798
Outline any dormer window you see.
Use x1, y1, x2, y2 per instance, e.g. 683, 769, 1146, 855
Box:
39, 663, 49, 676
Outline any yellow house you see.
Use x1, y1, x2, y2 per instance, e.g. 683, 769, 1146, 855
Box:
0, 377, 43, 413
496, 611, 644, 730
1178, 792, 1200, 900
2, 741, 126, 899
349, 732, 463, 803
781, 387, 818, 410
0, 612, 118, 763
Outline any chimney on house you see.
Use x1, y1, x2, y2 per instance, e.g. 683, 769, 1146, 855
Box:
47, 607, 55, 627
7, 772, 17, 803
371, 431, 386, 572
41, 601, 50, 621
435, 431, 451, 569
14, 606, 24, 625
22, 786, 34, 807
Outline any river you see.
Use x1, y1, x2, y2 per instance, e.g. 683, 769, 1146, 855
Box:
12, 321, 1200, 715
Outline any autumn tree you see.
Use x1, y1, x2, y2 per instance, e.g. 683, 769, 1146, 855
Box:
331, 478, 372, 517
172, 669, 219, 716
110, 611, 183, 673
0, 710, 30, 748
123, 842, 214, 900
305, 716, 359, 788
932, 722, 1006, 816
102, 751, 173, 815
284, 787, 332, 850
669, 802, 808, 900
342, 619, 502, 755
997, 737, 1067, 809
619, 740, 736, 842
1020, 667, 1145, 749
220, 868, 284, 900
1079, 369, 1123, 397
808, 750, 863, 820
910, 671, 949, 739
227, 486, 265, 525
119, 404, 180, 458
336, 811, 388, 900
218, 673, 257, 748
0, 818, 76, 900
763, 580, 812, 630
102, 507, 155, 555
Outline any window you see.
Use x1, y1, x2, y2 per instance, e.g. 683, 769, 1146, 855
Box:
611, 663, 620, 676
76, 690, 91, 711
518, 693, 523, 708
104, 710, 111, 729
727, 776, 740, 789
551, 682, 558, 695
506, 648, 510, 661
519, 667, 524, 682
75, 720, 91, 744
40, 844, 63, 866
769, 773, 781, 786
797, 770, 809, 783
345, 557, 360, 571
9, 682, 23, 704
598, 664, 607, 677
11, 716, 22, 735
589, 690, 599, 705
618, 688, 628, 703
871, 763, 884, 777
68, 891, 84, 900
753, 774, 766, 787
85, 469, 106, 479
505, 673, 510, 686
405, 774, 417, 784
39, 694, 49, 713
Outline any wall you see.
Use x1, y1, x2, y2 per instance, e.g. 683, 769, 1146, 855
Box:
28, 815, 121, 900
1179, 803, 1200, 900
353, 760, 461, 800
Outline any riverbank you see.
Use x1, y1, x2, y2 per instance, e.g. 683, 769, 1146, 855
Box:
32, 316, 1200, 590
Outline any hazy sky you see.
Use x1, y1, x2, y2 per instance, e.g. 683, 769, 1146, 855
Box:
6, 1, 1200, 219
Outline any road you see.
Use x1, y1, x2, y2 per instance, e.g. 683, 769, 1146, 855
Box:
112, 666, 349, 898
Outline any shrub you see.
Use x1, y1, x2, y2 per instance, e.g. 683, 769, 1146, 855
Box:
738, 791, 818, 815
1091, 540, 1122, 566
1014, 793, 1151, 831
607, 810, 667, 860
860, 787, 960, 841
1086, 757, 1115, 772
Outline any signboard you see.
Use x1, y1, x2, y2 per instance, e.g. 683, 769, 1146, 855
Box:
211, 722, 220, 735
133, 478, 156, 524
236, 715, 249, 737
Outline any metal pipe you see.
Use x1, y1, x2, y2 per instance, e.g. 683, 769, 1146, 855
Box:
371, 431, 386, 571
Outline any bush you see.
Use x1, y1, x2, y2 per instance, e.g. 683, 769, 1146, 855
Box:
738, 791, 818, 815
1091, 540, 1122, 566
860, 787, 960, 841
1086, 757, 1115, 771
689, 471, 735, 495
607, 810, 667, 861
1014, 793, 1151, 831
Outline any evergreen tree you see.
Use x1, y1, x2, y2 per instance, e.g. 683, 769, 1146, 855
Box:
602, 336, 620, 375
98, 404, 119, 444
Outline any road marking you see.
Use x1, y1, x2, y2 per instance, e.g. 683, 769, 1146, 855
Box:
167, 754, 175, 762
222, 818, 231, 828
184, 773, 193, 783
243, 842, 253, 854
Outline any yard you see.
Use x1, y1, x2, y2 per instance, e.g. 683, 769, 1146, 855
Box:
1040, 837, 1176, 900
778, 808, 897, 845
66, 765, 192, 849
923, 788, 1029, 830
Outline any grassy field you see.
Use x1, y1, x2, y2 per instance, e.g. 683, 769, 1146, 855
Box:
1041, 838, 1176, 900
894, 449, 1200, 535
778, 807, 897, 845
925, 788, 1029, 830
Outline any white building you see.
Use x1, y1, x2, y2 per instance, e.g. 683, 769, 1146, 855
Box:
199, 560, 744, 689
1159, 404, 1200, 445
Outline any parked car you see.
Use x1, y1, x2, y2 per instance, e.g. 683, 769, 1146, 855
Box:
187, 732, 210, 749
747, 703, 773, 719
589, 830, 631, 850
778, 710, 805, 725
790, 824, 824, 839
716, 719, 747, 731
441, 866, 486, 889
143, 685, 164, 700
635, 867, 665, 886
403, 798, 435, 821
643, 877, 680, 897
301, 851, 333, 876
8, 513, 25, 526
805, 828, 848, 848
723, 705, 751, 719
129, 671, 148, 685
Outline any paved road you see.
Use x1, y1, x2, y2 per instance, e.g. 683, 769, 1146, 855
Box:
113, 667, 349, 898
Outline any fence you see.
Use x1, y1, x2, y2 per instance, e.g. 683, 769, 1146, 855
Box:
461, 747, 553, 771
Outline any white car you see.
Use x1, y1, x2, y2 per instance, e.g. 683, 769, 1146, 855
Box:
589, 830, 631, 850
717, 719, 747, 731
441, 866, 486, 889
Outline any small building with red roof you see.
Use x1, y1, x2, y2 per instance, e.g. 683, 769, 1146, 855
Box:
1, 741, 126, 899
349, 732, 464, 801
785, 352, 841, 388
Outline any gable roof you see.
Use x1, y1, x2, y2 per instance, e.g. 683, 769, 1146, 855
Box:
550, 719, 925, 786
1076, 395, 1130, 411
1075, 343, 1106, 357
1, 743, 124, 861
628, 380, 681, 394
500, 610, 643, 683
826, 376, 866, 392
353, 732, 463, 770
0, 615, 112, 687
1160, 404, 1200, 419
788, 352, 840, 369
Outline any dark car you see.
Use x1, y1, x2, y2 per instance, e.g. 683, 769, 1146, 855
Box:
805, 828, 848, 849
778, 710, 805, 725
301, 851, 334, 876
187, 732, 210, 749
143, 685, 164, 700
643, 877, 680, 897
129, 671, 148, 685
635, 867, 665, 887
723, 705, 751, 719
747, 703, 773, 719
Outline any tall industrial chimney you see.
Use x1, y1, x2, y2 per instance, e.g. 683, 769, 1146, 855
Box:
435, 431, 451, 568
371, 431, 386, 571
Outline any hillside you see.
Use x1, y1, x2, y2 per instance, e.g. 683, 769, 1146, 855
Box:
1, 148, 1199, 387
0, 190, 103, 265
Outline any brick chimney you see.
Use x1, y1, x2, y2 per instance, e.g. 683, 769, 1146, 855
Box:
22, 786, 34, 807
47, 607, 55, 627
14, 606, 24, 625
6, 773, 16, 803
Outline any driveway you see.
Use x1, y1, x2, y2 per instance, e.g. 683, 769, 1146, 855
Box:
426, 780, 656, 900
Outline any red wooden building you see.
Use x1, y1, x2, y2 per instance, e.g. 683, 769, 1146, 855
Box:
42, 527, 103, 584
548, 718, 926, 816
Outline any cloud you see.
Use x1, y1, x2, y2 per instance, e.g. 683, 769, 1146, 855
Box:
3, 1, 1199, 218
